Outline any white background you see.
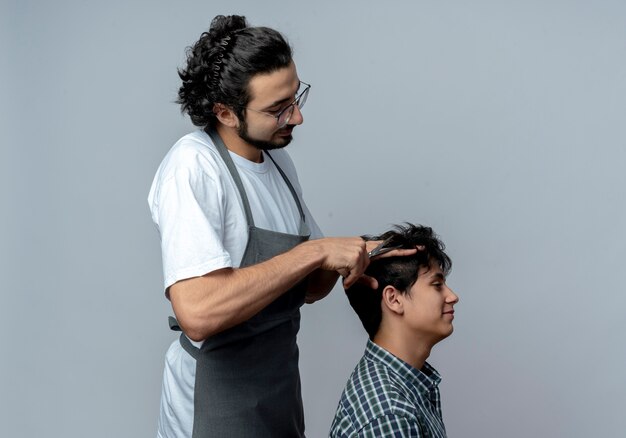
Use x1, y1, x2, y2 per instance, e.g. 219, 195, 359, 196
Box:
2, 1, 625, 437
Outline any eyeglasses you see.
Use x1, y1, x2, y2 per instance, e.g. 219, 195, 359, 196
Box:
244, 81, 311, 129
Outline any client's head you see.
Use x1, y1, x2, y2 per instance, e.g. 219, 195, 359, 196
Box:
346, 224, 458, 346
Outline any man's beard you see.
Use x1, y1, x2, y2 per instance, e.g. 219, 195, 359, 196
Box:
237, 119, 293, 151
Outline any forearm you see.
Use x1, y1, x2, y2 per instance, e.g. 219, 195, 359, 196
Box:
305, 269, 340, 304
170, 240, 326, 341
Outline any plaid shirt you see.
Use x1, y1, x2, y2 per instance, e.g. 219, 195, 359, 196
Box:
329, 340, 447, 438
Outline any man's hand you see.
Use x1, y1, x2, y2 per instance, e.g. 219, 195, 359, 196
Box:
344, 241, 420, 289
306, 238, 420, 289
308, 237, 369, 289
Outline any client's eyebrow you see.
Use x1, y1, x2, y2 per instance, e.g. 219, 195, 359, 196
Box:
429, 272, 445, 281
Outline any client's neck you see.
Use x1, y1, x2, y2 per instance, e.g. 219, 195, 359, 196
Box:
373, 326, 433, 370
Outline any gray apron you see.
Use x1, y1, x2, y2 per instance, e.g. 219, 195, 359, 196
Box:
169, 128, 310, 437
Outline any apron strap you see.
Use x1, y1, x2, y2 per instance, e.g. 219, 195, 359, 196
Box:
168, 316, 181, 331
169, 316, 200, 359
178, 333, 200, 359
265, 151, 306, 224
205, 127, 256, 228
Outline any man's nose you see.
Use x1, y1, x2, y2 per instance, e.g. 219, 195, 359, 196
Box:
290, 104, 304, 125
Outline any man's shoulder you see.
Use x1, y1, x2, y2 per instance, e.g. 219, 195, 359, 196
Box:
337, 355, 417, 429
168, 130, 221, 166
156, 130, 225, 181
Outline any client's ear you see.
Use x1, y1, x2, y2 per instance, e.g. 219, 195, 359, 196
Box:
381, 286, 404, 316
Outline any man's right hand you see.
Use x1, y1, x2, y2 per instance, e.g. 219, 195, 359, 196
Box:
311, 237, 370, 288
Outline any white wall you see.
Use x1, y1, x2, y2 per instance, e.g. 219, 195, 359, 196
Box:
3, 1, 625, 436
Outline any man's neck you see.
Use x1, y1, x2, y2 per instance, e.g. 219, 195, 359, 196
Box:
213, 124, 263, 163
373, 329, 434, 370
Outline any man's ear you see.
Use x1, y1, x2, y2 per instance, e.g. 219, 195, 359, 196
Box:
213, 104, 239, 128
381, 285, 404, 316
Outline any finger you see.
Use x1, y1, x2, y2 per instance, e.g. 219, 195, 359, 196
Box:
342, 270, 360, 289
345, 253, 372, 289
341, 240, 370, 288
343, 274, 379, 290
365, 240, 384, 253
370, 247, 418, 260
357, 274, 379, 289
337, 268, 350, 278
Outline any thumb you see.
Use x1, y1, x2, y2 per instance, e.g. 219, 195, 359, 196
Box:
344, 274, 379, 290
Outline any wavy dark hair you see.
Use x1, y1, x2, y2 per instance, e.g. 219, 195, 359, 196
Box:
346, 224, 452, 339
177, 15, 293, 127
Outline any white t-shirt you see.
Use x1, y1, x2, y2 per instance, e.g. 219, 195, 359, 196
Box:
148, 130, 322, 438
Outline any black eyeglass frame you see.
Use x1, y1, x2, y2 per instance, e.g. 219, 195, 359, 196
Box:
243, 81, 311, 129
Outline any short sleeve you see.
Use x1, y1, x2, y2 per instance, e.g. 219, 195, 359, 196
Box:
358, 414, 421, 438
154, 166, 232, 290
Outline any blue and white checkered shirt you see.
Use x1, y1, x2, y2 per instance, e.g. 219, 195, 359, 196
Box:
329, 340, 447, 438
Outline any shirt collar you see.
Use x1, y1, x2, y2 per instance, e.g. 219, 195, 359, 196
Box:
364, 339, 442, 395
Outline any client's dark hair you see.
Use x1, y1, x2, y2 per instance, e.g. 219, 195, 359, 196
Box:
346, 224, 452, 339
177, 15, 293, 127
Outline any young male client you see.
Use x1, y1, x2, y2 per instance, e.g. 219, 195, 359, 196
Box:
330, 224, 459, 438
